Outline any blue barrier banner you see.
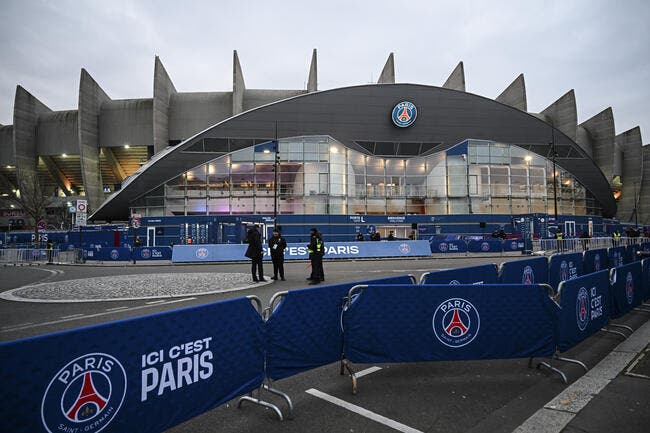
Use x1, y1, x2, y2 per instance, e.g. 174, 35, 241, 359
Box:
430, 240, 468, 253
84, 247, 132, 261
498, 256, 549, 285
134, 246, 173, 260
583, 248, 609, 274
549, 252, 583, 293
627, 244, 640, 262
172, 241, 432, 263
608, 246, 626, 268
343, 284, 558, 363
467, 239, 502, 253
420, 263, 498, 285
0, 297, 265, 433
265, 275, 413, 381
610, 262, 643, 319
503, 239, 525, 252
556, 270, 610, 352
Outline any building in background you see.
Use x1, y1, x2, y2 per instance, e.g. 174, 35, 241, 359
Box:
0, 50, 647, 238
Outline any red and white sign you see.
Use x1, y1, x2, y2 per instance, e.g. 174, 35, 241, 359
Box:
75, 200, 88, 226
37, 220, 47, 231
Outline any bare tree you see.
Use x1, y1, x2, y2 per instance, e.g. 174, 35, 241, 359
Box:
7, 176, 56, 243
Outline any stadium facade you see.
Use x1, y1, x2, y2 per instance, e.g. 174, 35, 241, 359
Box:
0, 50, 648, 240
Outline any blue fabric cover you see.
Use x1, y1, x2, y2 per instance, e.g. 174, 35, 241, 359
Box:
556, 270, 610, 352
265, 275, 413, 380
608, 246, 627, 268
420, 263, 498, 285
467, 239, 502, 253
498, 256, 549, 285
582, 248, 609, 274
0, 297, 264, 433
609, 262, 643, 318
343, 284, 558, 363
549, 252, 584, 294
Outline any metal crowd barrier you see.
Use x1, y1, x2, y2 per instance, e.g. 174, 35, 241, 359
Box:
0, 248, 80, 264
532, 237, 649, 255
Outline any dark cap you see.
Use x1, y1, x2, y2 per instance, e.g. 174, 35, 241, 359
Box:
310, 227, 317, 232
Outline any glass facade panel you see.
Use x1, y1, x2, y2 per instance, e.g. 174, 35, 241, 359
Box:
131, 136, 600, 217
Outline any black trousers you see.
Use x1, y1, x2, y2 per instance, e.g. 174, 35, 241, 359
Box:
310, 254, 324, 281
271, 255, 284, 278
251, 257, 264, 280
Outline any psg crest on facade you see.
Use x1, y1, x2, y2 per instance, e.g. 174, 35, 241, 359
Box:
391, 101, 417, 128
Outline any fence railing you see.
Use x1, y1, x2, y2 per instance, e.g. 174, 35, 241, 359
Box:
532, 237, 649, 254
0, 248, 80, 264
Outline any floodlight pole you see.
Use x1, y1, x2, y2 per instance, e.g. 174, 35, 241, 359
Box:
273, 121, 279, 224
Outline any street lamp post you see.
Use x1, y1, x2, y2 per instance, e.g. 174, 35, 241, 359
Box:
551, 128, 558, 221
273, 122, 279, 225
633, 181, 639, 228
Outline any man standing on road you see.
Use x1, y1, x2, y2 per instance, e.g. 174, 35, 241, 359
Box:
307, 227, 325, 284
269, 229, 287, 281
245, 224, 266, 282
132, 235, 142, 264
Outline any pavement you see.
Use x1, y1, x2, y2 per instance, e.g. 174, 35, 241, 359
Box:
1, 256, 648, 433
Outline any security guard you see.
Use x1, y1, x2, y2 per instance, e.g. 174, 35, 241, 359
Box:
307, 227, 325, 284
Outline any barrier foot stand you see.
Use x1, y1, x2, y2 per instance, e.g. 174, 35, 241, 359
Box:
537, 359, 568, 384
340, 359, 358, 395
237, 386, 285, 421
608, 323, 634, 333
263, 383, 294, 420
554, 354, 588, 373
599, 327, 628, 339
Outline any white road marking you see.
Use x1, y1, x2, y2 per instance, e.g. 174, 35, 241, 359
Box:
306, 388, 424, 433
59, 313, 84, 319
1, 322, 34, 330
105, 306, 129, 311
145, 300, 167, 305
513, 319, 650, 433
355, 366, 382, 378
0, 297, 197, 333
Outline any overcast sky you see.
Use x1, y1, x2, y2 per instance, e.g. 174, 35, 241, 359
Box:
0, 0, 648, 142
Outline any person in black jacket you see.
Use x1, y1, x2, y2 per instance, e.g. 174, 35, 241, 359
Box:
307, 227, 325, 284
245, 224, 266, 282
268, 229, 287, 281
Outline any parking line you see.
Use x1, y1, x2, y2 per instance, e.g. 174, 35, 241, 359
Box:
0, 297, 197, 333
306, 388, 423, 433
355, 366, 382, 378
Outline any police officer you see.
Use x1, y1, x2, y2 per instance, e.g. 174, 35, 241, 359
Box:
46, 240, 54, 263
307, 227, 325, 284
268, 229, 287, 281
245, 224, 266, 282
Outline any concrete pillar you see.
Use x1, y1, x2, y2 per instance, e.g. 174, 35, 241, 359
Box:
78, 69, 110, 213
615, 127, 643, 222
442, 62, 465, 92
641, 144, 650, 224
13, 85, 51, 192
153, 56, 177, 154
579, 107, 615, 179
232, 50, 246, 115
377, 53, 395, 84
307, 49, 318, 92
541, 90, 577, 142
495, 74, 527, 111
0, 125, 14, 167
40, 156, 73, 195
102, 147, 126, 182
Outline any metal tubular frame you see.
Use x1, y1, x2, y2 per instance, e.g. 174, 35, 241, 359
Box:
338, 284, 368, 394
236, 293, 294, 421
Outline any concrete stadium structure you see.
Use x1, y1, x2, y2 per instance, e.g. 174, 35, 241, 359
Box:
0, 50, 648, 229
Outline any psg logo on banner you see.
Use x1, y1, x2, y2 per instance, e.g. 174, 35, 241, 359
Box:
626, 271, 634, 304
391, 101, 417, 128
522, 265, 535, 284
576, 287, 590, 331
110, 249, 120, 260
432, 298, 480, 348
41, 353, 127, 433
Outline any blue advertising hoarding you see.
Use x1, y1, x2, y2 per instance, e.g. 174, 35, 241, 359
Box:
172, 240, 432, 263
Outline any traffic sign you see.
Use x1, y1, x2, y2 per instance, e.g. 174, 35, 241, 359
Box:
37, 220, 47, 231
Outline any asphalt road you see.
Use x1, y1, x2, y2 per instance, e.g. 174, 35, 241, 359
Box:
1, 255, 648, 433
